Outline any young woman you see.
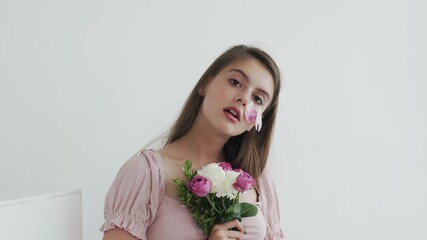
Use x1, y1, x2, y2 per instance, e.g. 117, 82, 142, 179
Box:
101, 45, 285, 240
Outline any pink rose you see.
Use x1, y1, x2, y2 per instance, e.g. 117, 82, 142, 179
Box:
218, 162, 233, 171
187, 175, 211, 197
233, 171, 255, 192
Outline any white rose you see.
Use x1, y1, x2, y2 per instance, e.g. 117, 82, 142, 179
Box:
197, 163, 239, 199
214, 170, 239, 199
197, 163, 225, 189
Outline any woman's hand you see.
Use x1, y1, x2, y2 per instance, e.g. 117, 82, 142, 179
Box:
208, 219, 244, 240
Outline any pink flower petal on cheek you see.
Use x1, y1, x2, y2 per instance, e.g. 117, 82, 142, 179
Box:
244, 102, 257, 123
255, 106, 262, 132
245, 109, 257, 123
244, 103, 263, 131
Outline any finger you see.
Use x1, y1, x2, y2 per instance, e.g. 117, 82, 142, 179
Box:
231, 219, 244, 234
221, 219, 244, 233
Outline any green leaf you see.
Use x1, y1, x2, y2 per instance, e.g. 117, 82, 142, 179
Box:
183, 160, 195, 180
239, 202, 258, 217
226, 203, 241, 214
219, 212, 242, 224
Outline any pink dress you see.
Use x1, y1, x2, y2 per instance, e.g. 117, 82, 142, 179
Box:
100, 149, 285, 239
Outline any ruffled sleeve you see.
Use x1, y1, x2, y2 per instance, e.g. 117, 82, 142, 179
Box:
259, 165, 286, 239
100, 149, 163, 240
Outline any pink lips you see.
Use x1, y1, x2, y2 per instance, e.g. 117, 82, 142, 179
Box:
223, 107, 241, 122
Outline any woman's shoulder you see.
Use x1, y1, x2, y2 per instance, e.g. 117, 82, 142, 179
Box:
101, 148, 165, 239
157, 144, 190, 171
107, 148, 165, 191
120, 148, 163, 171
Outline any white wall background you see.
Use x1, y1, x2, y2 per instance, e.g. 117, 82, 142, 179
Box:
1, 0, 426, 239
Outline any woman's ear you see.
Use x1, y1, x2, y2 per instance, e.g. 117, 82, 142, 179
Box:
198, 79, 211, 96
198, 87, 205, 96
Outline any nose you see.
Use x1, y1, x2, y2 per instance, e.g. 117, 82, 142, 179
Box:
235, 92, 251, 105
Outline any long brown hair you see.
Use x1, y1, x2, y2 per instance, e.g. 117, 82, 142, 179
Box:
165, 45, 281, 178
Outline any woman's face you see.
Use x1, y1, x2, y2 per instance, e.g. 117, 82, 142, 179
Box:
200, 57, 274, 137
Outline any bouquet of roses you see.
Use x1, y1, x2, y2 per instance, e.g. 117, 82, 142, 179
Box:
174, 160, 258, 236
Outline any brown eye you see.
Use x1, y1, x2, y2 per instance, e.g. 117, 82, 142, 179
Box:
253, 95, 263, 104
229, 79, 241, 87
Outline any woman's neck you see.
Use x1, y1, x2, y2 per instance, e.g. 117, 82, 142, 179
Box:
169, 112, 231, 167
173, 129, 226, 166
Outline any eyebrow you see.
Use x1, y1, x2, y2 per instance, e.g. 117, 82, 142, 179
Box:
228, 69, 271, 100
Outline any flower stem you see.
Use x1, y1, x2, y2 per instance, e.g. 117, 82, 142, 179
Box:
206, 194, 221, 214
